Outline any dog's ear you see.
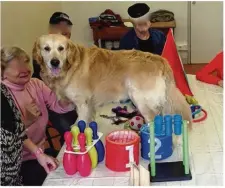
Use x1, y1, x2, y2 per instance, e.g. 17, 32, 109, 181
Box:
32, 39, 43, 65
66, 39, 77, 65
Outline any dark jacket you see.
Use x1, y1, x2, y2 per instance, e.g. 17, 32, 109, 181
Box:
119, 28, 166, 55
32, 60, 42, 80
1, 84, 27, 186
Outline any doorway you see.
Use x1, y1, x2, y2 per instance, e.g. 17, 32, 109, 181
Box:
188, 1, 223, 64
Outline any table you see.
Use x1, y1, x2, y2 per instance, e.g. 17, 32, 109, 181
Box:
91, 20, 176, 47
43, 75, 223, 186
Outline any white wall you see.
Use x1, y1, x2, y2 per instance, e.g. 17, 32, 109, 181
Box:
1, 1, 188, 53
1, 1, 62, 57
190, 1, 223, 63
62, 1, 188, 47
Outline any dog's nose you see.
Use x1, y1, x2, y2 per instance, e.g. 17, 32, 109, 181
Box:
50, 59, 60, 67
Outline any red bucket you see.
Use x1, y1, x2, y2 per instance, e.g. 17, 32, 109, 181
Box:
105, 130, 140, 172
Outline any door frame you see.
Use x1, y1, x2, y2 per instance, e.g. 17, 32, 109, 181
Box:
187, 1, 223, 64
187, 1, 192, 65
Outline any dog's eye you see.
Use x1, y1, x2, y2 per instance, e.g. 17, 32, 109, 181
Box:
44, 46, 50, 52
58, 46, 64, 52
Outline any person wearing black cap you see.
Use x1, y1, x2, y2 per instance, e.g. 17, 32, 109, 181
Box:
49, 12, 73, 38
32, 12, 77, 162
119, 3, 166, 55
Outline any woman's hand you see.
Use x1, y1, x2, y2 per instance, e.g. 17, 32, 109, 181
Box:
36, 138, 46, 151
218, 80, 223, 87
37, 154, 59, 174
59, 98, 75, 108
23, 99, 41, 127
23, 99, 41, 128
24, 139, 59, 173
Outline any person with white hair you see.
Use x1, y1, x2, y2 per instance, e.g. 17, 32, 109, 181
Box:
119, 3, 166, 55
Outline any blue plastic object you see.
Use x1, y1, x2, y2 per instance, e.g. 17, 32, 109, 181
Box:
147, 114, 192, 183
174, 114, 182, 135
164, 115, 173, 136
89, 121, 105, 163
78, 120, 86, 133
140, 125, 173, 160
190, 105, 196, 118
190, 105, 202, 118
154, 115, 163, 135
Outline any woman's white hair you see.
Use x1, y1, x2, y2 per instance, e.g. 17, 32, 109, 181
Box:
1, 46, 31, 75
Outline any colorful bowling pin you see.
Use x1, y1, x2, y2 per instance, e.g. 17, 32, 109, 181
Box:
71, 126, 80, 146
63, 131, 77, 175
77, 133, 92, 177
84, 127, 98, 169
78, 120, 86, 133
89, 121, 105, 163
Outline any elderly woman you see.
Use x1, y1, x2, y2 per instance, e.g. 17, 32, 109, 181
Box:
1, 46, 75, 185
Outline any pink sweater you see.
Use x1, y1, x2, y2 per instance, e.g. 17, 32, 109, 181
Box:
2, 78, 74, 161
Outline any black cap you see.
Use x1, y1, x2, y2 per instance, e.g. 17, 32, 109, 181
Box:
128, 3, 150, 19
49, 12, 73, 25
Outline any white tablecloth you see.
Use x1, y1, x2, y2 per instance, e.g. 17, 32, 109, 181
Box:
43, 75, 223, 186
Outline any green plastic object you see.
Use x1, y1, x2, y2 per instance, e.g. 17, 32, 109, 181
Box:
84, 127, 98, 169
150, 121, 156, 177
183, 120, 189, 174
71, 126, 80, 146
182, 123, 184, 165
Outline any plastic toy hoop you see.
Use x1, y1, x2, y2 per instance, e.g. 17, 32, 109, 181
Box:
191, 105, 207, 123
192, 109, 207, 123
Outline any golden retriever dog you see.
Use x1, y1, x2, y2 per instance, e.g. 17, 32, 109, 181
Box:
33, 34, 192, 128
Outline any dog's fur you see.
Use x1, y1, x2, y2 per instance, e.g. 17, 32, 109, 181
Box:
33, 34, 192, 128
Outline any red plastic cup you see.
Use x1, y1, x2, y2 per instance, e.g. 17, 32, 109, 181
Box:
105, 130, 140, 172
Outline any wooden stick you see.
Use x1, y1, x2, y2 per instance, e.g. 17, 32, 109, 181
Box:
129, 163, 151, 186
139, 165, 151, 186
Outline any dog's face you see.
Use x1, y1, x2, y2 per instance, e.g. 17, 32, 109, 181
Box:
33, 34, 76, 77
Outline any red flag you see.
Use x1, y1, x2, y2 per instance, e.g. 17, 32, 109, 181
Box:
162, 29, 193, 96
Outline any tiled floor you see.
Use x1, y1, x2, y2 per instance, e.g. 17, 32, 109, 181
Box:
44, 75, 223, 186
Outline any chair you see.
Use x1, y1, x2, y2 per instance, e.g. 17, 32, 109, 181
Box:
45, 121, 61, 153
